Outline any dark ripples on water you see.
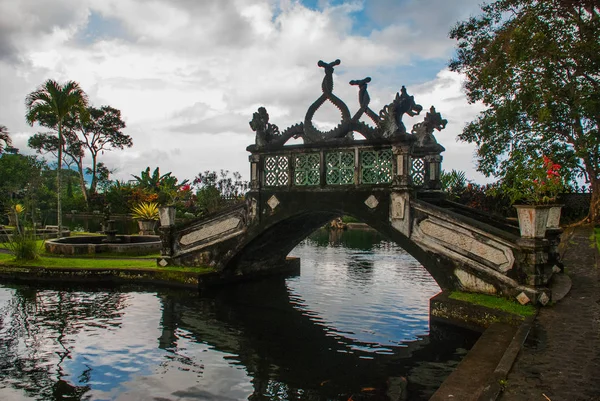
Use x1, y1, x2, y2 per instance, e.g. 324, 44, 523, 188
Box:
0, 229, 478, 400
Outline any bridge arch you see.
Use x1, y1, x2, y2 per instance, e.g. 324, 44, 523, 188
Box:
224, 191, 456, 291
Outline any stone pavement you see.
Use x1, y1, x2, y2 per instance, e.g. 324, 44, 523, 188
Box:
499, 225, 600, 401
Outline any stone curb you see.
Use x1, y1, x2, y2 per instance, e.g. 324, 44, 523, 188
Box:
476, 315, 536, 401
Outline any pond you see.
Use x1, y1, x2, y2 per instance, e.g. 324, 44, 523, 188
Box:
0, 229, 478, 400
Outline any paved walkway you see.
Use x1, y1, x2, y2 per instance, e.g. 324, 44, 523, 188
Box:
499, 225, 600, 401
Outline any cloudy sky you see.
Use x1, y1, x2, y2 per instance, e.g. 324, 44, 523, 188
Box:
0, 0, 489, 184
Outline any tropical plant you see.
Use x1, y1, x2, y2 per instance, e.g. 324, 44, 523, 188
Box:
130, 202, 159, 221
132, 167, 189, 205
25, 79, 89, 237
503, 155, 566, 205
2, 229, 44, 260
449, 0, 600, 222
27, 105, 130, 206
441, 169, 468, 199
0, 125, 12, 155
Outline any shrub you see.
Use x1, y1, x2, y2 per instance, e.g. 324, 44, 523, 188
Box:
3, 230, 43, 260
131, 202, 159, 220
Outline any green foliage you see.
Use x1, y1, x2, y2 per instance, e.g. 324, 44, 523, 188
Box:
449, 1, 600, 221
192, 170, 248, 216
502, 155, 566, 204
0, 152, 47, 225
0, 124, 12, 155
449, 291, 536, 317
595, 227, 600, 253
27, 104, 129, 204
441, 169, 468, 199
25, 79, 89, 233
131, 202, 159, 220
2, 229, 44, 261
341, 215, 360, 223
132, 167, 189, 205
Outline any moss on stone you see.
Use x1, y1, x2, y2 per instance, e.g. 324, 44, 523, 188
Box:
449, 291, 536, 317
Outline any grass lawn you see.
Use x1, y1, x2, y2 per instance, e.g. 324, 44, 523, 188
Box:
0, 252, 212, 274
449, 291, 536, 317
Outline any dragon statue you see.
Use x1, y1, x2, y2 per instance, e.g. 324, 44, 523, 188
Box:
249, 59, 444, 149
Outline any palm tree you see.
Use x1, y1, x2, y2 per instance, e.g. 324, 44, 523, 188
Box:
0, 125, 11, 154
25, 80, 88, 237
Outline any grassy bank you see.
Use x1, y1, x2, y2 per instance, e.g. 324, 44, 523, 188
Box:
449, 291, 536, 317
0, 252, 211, 274
595, 226, 600, 252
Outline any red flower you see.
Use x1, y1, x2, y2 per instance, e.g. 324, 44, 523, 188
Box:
180, 184, 191, 192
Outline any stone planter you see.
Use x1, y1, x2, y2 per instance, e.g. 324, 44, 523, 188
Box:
514, 205, 551, 238
137, 219, 157, 235
159, 206, 176, 227
546, 204, 563, 229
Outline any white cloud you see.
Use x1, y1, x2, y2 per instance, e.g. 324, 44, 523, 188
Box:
0, 0, 487, 184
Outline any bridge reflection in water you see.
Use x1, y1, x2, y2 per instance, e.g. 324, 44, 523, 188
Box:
0, 230, 478, 401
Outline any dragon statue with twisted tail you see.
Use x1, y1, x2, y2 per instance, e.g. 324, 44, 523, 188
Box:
249, 59, 444, 149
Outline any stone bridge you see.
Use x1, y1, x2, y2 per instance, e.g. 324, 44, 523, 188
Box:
159, 60, 557, 304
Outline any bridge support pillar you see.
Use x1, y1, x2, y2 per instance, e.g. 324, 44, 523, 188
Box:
390, 190, 412, 238
517, 238, 553, 287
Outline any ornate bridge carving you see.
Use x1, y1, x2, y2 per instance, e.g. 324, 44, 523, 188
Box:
160, 60, 557, 305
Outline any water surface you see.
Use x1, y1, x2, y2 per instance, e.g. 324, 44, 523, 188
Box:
0, 229, 478, 400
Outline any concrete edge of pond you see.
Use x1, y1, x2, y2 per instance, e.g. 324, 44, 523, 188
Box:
430, 293, 537, 401
429, 292, 532, 332
0, 257, 301, 292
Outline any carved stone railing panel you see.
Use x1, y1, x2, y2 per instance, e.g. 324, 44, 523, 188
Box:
360, 149, 393, 184
326, 151, 354, 185
411, 157, 425, 187
294, 153, 320, 186
264, 155, 289, 187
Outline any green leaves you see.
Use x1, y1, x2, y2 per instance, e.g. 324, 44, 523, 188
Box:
131, 202, 159, 221
449, 0, 599, 219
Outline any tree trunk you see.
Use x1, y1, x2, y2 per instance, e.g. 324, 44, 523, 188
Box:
75, 159, 88, 207
57, 122, 63, 238
590, 177, 599, 224
89, 152, 98, 194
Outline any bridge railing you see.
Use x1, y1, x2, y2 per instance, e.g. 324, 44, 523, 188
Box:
248, 142, 443, 191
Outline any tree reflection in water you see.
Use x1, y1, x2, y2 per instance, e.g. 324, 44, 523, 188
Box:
0, 229, 479, 400
0, 285, 126, 400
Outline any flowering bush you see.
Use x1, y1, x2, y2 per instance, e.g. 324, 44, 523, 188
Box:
506, 156, 565, 205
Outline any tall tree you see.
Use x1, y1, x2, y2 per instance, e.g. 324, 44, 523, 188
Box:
449, 0, 600, 221
28, 130, 88, 203
0, 125, 12, 154
27, 105, 130, 204
25, 80, 88, 236
79, 106, 131, 194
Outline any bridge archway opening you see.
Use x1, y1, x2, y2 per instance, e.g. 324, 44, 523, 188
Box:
225, 209, 453, 291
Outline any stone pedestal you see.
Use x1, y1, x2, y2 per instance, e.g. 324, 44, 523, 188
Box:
517, 237, 552, 287
546, 227, 564, 272
158, 225, 174, 257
